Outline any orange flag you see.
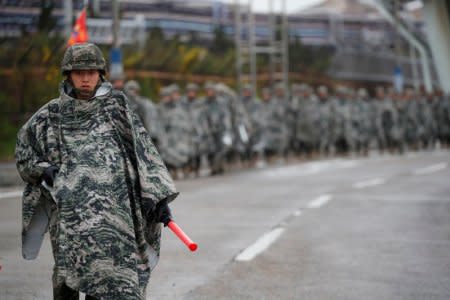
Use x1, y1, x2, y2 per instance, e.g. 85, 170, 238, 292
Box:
68, 7, 89, 46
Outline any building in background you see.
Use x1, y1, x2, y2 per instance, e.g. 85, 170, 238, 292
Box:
0, 0, 436, 87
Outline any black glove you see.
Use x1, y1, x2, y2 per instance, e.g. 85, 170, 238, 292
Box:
41, 166, 59, 187
154, 200, 172, 227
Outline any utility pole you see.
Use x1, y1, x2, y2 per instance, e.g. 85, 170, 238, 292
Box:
234, 0, 242, 92
269, 0, 276, 86
249, 0, 257, 92
110, 0, 124, 80
281, 0, 289, 91
393, 0, 404, 93
112, 0, 120, 48
63, 0, 73, 39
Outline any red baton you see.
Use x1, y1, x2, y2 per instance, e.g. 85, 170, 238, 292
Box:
167, 221, 198, 252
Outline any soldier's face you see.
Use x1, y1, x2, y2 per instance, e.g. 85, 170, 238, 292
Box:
70, 70, 100, 96
376, 91, 384, 99
206, 88, 215, 98
172, 92, 181, 101
262, 92, 271, 101
276, 89, 284, 97
112, 79, 125, 90
187, 90, 197, 99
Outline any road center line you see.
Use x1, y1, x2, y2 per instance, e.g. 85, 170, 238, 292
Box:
0, 190, 22, 200
412, 163, 448, 175
235, 227, 285, 262
306, 194, 332, 209
352, 178, 386, 189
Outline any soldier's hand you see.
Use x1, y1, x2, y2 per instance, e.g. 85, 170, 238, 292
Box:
155, 200, 172, 227
41, 166, 59, 188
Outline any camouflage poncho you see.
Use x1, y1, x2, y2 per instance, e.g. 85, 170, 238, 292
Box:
16, 81, 178, 299
157, 101, 195, 168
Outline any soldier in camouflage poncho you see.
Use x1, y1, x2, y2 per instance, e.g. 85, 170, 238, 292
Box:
240, 84, 263, 157
124, 80, 161, 147
216, 83, 252, 162
316, 86, 333, 155
258, 84, 290, 159
181, 83, 209, 176
202, 82, 233, 175
15, 43, 178, 300
375, 87, 401, 152
158, 84, 196, 177
293, 84, 320, 156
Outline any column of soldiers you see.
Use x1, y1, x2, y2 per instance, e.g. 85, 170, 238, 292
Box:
121, 80, 450, 178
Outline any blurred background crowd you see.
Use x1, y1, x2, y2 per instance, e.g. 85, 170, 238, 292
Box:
1, 0, 450, 179
119, 78, 450, 178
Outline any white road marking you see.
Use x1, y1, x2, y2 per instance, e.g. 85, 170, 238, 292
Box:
306, 194, 332, 209
235, 227, 285, 262
412, 163, 448, 175
0, 190, 22, 199
352, 178, 386, 189
262, 159, 359, 179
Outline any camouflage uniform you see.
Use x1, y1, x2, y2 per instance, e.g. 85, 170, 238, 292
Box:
216, 83, 252, 159
202, 82, 233, 174
258, 86, 289, 157
351, 88, 372, 154
331, 87, 353, 154
157, 84, 195, 170
293, 84, 319, 155
273, 83, 292, 154
15, 43, 178, 300
435, 93, 450, 145
240, 84, 263, 155
316, 86, 333, 155
393, 92, 408, 151
181, 83, 209, 174
375, 87, 401, 151
416, 93, 436, 148
403, 92, 420, 149
124, 80, 161, 146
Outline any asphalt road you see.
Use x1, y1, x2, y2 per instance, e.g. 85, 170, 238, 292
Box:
0, 150, 449, 300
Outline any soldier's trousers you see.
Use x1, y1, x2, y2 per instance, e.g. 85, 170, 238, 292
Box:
54, 283, 99, 300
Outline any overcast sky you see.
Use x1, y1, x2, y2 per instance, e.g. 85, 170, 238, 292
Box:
220, 0, 325, 13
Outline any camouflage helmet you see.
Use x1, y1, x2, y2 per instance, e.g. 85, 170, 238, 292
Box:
242, 83, 252, 91
317, 85, 328, 95
357, 87, 368, 98
160, 86, 171, 97
169, 83, 180, 93
61, 43, 106, 75
274, 82, 285, 90
204, 81, 216, 90
186, 83, 199, 91
124, 80, 140, 93
261, 87, 271, 95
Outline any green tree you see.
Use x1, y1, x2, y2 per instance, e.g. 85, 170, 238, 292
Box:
211, 25, 233, 54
